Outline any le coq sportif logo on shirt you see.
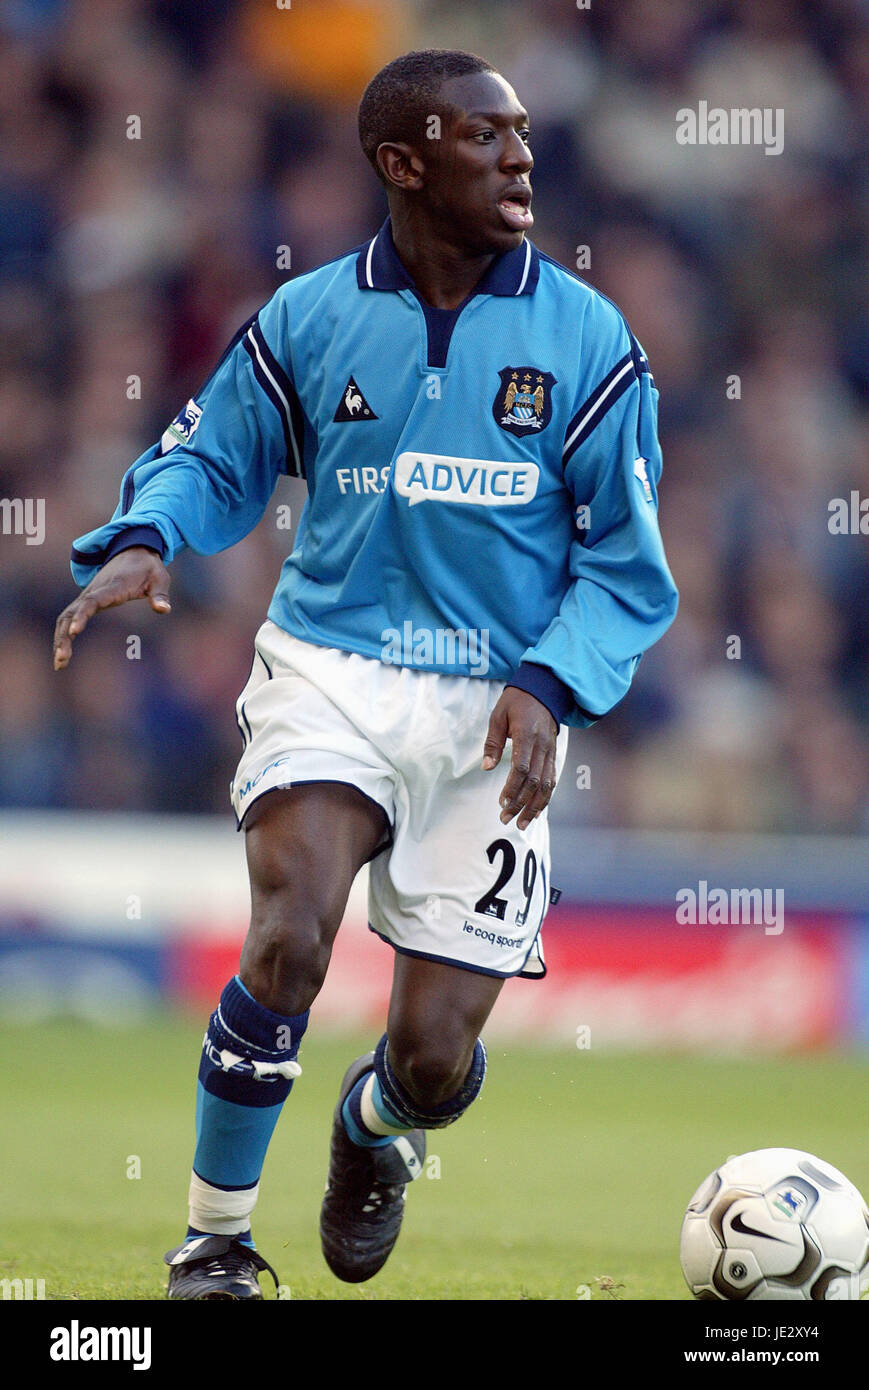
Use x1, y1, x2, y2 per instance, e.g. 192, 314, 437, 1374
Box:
394, 453, 540, 507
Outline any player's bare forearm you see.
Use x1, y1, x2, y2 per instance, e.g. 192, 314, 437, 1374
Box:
481, 686, 558, 831
53, 546, 171, 670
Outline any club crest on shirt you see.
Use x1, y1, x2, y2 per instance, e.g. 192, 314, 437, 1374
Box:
493, 367, 556, 437
161, 399, 203, 454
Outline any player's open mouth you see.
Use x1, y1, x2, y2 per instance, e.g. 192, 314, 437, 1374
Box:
496, 192, 533, 231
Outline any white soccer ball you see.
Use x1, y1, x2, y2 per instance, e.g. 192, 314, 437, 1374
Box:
680, 1148, 869, 1300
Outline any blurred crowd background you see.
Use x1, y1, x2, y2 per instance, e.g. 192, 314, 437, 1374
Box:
1, 0, 867, 833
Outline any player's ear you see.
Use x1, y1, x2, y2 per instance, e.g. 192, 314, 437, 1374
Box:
376, 142, 425, 192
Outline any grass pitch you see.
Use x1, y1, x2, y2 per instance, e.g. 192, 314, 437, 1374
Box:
2, 1015, 869, 1301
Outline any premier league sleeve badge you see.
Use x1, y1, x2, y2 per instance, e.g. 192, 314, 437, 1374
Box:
160, 399, 204, 455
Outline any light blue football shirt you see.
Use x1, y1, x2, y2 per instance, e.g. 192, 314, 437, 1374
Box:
71, 219, 678, 726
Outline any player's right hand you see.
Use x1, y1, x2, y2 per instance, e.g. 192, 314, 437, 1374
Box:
53, 546, 171, 670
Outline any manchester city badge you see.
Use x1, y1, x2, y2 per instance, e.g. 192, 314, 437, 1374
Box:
493, 367, 556, 438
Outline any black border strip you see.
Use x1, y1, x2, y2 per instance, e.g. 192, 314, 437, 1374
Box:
242, 332, 295, 473
246, 319, 306, 478
563, 352, 636, 466
366, 925, 548, 981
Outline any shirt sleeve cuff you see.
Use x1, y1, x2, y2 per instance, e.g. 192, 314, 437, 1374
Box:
505, 663, 576, 726
103, 526, 166, 563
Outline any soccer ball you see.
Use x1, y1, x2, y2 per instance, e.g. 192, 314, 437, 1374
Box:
680, 1148, 869, 1300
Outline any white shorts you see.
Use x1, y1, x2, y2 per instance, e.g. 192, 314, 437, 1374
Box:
230, 621, 568, 979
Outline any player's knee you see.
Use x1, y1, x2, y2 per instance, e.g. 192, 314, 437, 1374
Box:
241, 885, 344, 1014
390, 1042, 470, 1109
240, 935, 325, 1016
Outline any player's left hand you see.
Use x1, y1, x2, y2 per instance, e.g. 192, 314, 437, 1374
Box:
481, 687, 558, 831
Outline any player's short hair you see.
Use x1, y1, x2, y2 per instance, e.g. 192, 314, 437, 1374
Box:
358, 49, 496, 183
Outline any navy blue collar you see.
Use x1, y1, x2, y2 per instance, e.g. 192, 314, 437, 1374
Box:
356, 217, 540, 298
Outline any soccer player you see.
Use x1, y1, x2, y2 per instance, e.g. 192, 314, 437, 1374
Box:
53, 50, 678, 1297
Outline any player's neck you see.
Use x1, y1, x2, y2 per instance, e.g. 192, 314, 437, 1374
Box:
389, 208, 496, 310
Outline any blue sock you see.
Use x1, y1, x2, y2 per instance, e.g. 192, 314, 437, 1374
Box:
375, 1033, 488, 1128
185, 975, 308, 1243
341, 1068, 414, 1148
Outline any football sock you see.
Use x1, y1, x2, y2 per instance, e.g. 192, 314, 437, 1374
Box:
342, 1071, 413, 1148
187, 975, 308, 1240
341, 1033, 489, 1146
375, 1032, 487, 1128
